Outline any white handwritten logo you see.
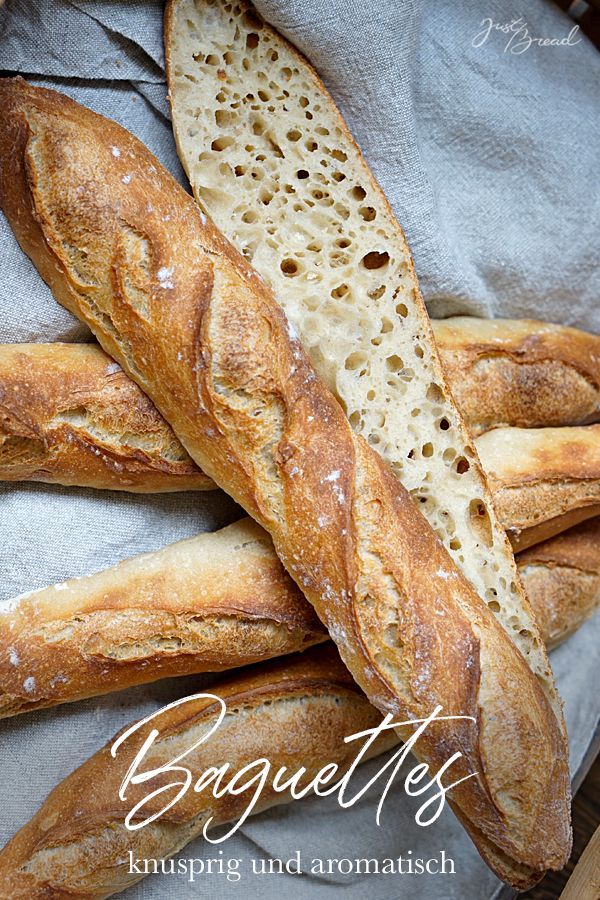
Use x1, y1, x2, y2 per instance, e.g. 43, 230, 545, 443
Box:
472, 17, 581, 54
111, 694, 478, 841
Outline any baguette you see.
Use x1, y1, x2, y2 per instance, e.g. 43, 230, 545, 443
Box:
0, 78, 570, 885
517, 518, 600, 649
433, 317, 600, 436
0, 342, 211, 492
0, 645, 397, 898
165, 0, 554, 686
0, 518, 326, 717
3, 513, 597, 721
476, 426, 600, 551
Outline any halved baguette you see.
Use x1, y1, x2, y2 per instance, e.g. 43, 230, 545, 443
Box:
517, 518, 600, 649
0, 79, 570, 885
0, 342, 211, 492
0, 518, 326, 718
0, 645, 396, 899
165, 0, 554, 702
433, 317, 600, 436
476, 426, 600, 551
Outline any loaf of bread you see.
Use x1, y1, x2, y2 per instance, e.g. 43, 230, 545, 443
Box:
1, 509, 595, 722
476, 425, 600, 551
433, 317, 600, 436
0, 645, 397, 898
517, 518, 600, 649
0, 78, 570, 885
165, 0, 555, 688
0, 342, 212, 492
0, 517, 326, 717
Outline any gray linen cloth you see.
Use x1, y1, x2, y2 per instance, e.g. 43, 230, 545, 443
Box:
0, 1, 598, 898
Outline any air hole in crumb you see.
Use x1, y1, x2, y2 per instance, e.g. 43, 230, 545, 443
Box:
297, 169, 309, 179
385, 354, 403, 373
287, 129, 301, 141
469, 499, 493, 547
211, 136, 235, 151
369, 285, 386, 300
242, 210, 257, 223
439, 418, 450, 431
246, 33, 259, 49
352, 186, 367, 201
422, 443, 434, 458
427, 383, 444, 402
449, 538, 462, 551
455, 457, 470, 474
359, 206, 376, 221
331, 284, 348, 299
234, 165, 245, 176
281, 67, 292, 80
362, 251, 389, 270
299, 96, 309, 108
411, 408, 420, 417
345, 352, 367, 372
280, 259, 299, 276
396, 303, 408, 317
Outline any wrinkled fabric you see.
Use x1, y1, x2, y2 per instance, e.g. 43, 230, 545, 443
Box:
0, 2, 598, 898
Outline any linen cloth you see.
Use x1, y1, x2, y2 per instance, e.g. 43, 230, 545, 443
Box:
0, 1, 598, 898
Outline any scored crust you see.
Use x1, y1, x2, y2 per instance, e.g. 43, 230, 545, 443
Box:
165, 0, 557, 699
476, 425, 600, 550
433, 317, 600, 436
0, 342, 212, 491
0, 518, 326, 717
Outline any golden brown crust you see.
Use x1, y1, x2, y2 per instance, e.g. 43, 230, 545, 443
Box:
517, 519, 600, 648
476, 426, 600, 550
433, 317, 600, 436
0, 78, 570, 884
0, 645, 397, 899
0, 517, 326, 717
0, 342, 212, 492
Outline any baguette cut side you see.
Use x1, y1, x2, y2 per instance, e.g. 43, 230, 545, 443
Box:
165, 0, 557, 698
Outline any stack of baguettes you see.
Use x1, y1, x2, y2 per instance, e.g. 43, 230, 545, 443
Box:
0, 1, 598, 895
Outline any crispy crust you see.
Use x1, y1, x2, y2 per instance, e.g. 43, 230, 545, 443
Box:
517, 519, 600, 648
0, 78, 570, 885
0, 342, 212, 492
476, 426, 600, 550
433, 317, 600, 436
0, 645, 396, 898
0, 517, 326, 717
